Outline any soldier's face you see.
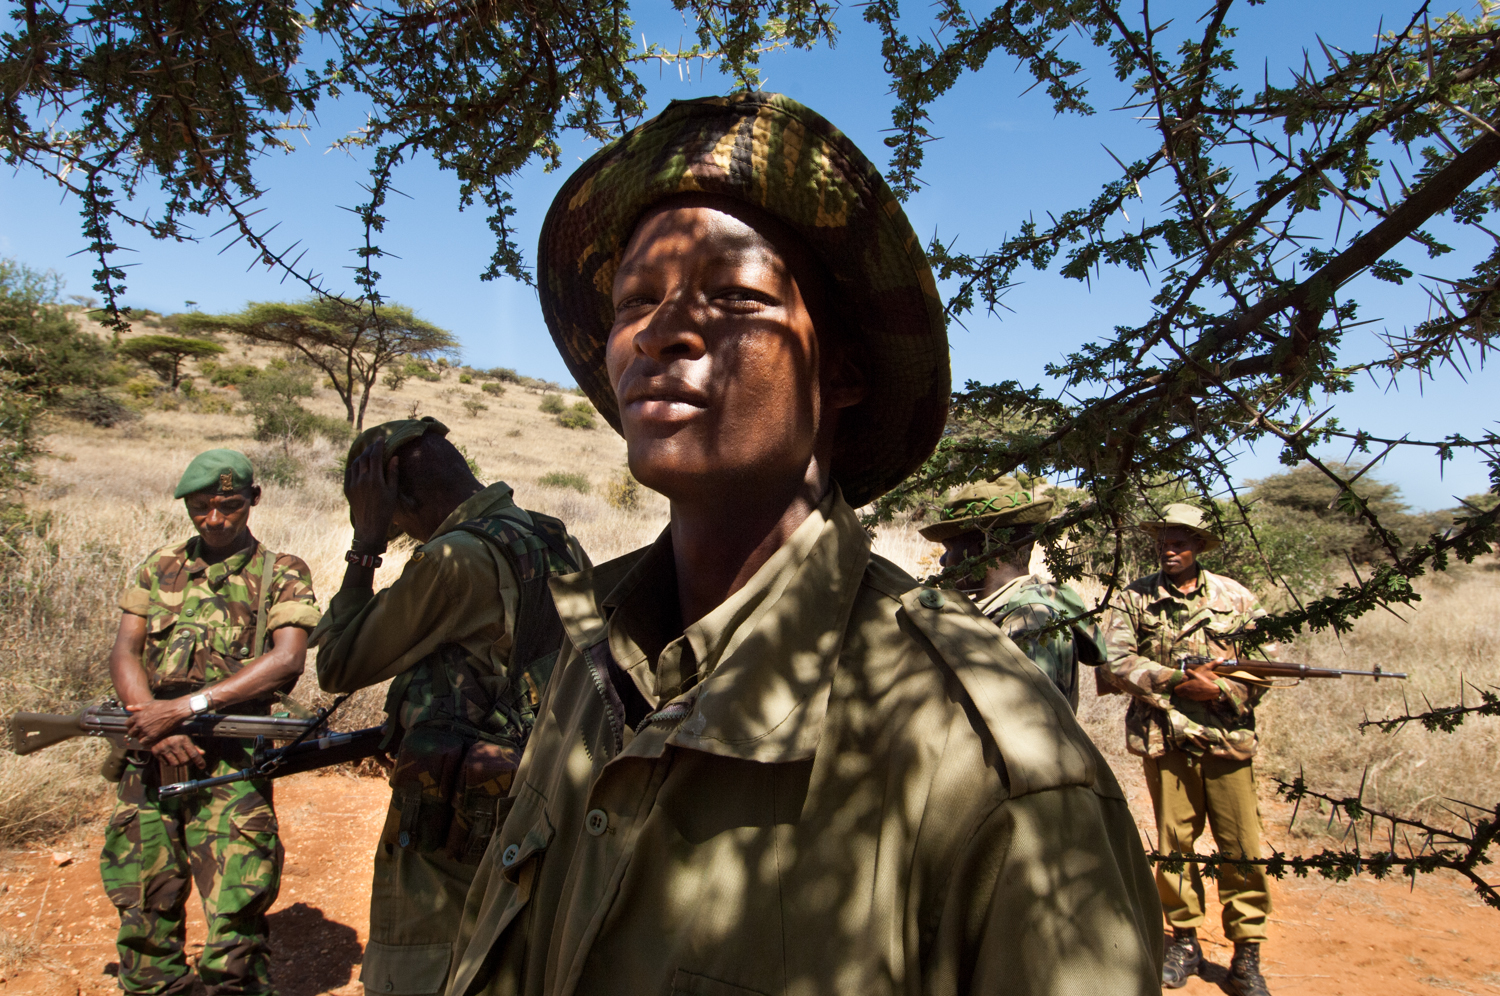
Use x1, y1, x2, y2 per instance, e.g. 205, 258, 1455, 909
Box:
1156, 527, 1204, 576
608, 198, 861, 502
186, 487, 259, 551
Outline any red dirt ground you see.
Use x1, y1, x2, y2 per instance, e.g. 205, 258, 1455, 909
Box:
0, 773, 1496, 996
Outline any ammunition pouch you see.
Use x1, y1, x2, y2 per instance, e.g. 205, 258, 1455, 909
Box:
386, 726, 467, 855
444, 741, 522, 865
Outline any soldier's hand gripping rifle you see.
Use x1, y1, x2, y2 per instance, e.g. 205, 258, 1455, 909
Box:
157, 694, 385, 798
1177, 656, 1408, 681
8, 703, 329, 756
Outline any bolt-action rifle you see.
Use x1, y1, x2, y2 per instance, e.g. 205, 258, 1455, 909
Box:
1177, 656, 1407, 681
8, 702, 328, 756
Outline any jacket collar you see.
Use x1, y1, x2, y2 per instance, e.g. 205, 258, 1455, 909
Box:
182, 536, 262, 588
550, 487, 872, 764
975, 572, 1042, 615
430, 481, 517, 540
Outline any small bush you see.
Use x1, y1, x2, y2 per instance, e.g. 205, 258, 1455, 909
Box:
458, 445, 482, 480
481, 381, 504, 397
462, 397, 488, 418
201, 360, 259, 387
255, 451, 304, 488
404, 360, 441, 382
605, 470, 641, 510
124, 378, 156, 400
538, 471, 590, 494
436, 357, 450, 368
382, 369, 407, 390
539, 393, 566, 414
190, 393, 236, 416
557, 401, 596, 430
485, 367, 520, 383
506, 428, 522, 437
63, 391, 139, 428
459, 373, 473, 384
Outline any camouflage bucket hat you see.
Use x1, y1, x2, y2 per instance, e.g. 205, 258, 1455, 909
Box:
1139, 502, 1222, 553
345, 416, 450, 539
537, 91, 951, 508
919, 477, 1054, 542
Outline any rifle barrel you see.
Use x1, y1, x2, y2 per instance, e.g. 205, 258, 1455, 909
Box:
9, 705, 324, 757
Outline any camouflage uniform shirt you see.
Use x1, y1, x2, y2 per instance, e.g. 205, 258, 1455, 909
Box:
975, 574, 1106, 711
1100, 568, 1270, 760
119, 537, 321, 696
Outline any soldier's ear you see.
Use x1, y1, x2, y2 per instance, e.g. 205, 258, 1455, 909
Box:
248, 485, 262, 507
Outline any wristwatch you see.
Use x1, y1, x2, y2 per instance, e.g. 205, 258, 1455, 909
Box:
188, 692, 213, 715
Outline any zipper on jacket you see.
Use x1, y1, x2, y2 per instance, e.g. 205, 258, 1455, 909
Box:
583, 643, 625, 756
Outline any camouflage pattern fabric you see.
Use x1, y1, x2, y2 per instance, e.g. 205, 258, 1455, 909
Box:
536, 91, 950, 508
977, 576, 1105, 711
100, 755, 281, 996
119, 538, 320, 696
1100, 568, 1271, 760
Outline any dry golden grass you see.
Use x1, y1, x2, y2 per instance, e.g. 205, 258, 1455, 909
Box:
2, 332, 1497, 853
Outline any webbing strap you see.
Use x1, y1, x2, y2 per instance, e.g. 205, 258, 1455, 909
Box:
252, 547, 276, 658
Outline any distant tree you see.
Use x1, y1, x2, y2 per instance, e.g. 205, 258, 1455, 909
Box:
0, 258, 113, 401
181, 299, 456, 430
118, 335, 224, 391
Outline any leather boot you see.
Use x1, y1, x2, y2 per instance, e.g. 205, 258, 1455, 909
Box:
1161, 928, 1202, 989
1226, 941, 1272, 996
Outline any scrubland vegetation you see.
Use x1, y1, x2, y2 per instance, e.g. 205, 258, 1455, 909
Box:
0, 267, 1495, 874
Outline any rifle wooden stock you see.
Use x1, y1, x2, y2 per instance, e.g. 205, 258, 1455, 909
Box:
8, 703, 323, 756
1178, 656, 1407, 681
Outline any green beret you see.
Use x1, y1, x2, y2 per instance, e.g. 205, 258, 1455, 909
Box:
174, 449, 255, 499
346, 416, 450, 470
918, 476, 1054, 542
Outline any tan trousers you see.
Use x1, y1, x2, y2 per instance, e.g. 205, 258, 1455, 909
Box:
1144, 750, 1271, 942
359, 832, 478, 995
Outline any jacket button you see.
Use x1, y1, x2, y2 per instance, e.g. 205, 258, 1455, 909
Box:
501, 843, 519, 866
397, 831, 411, 848
918, 588, 945, 609
585, 809, 608, 836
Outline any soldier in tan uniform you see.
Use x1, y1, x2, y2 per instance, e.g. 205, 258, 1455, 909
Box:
1100, 503, 1275, 995
919, 477, 1106, 710
446, 92, 1161, 996
311, 418, 588, 996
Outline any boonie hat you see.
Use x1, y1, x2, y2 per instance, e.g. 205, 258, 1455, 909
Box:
1139, 502, 1222, 553
345, 417, 450, 540
174, 448, 254, 499
536, 91, 950, 508
346, 416, 450, 472
919, 477, 1054, 542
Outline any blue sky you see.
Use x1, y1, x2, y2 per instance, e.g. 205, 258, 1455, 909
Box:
2, 0, 1495, 510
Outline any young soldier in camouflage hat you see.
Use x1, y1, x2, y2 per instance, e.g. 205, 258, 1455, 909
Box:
919, 477, 1106, 710
103, 448, 320, 996
448, 92, 1160, 996
1099, 503, 1276, 995
311, 418, 588, 996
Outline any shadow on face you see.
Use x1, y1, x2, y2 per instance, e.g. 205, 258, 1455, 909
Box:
607, 195, 863, 507
1156, 525, 1206, 577
185, 486, 260, 553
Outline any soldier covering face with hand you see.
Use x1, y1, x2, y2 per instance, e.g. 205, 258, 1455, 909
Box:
447, 92, 1162, 996
102, 448, 320, 996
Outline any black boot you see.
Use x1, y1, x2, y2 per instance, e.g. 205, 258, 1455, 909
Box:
1226, 942, 1271, 996
1161, 928, 1202, 989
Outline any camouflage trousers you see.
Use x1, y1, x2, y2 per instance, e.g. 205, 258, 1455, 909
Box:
100, 755, 283, 996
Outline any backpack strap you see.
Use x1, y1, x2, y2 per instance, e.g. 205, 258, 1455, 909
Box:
253, 546, 276, 657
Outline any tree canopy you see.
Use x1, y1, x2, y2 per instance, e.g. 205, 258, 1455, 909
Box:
180, 298, 455, 429
118, 334, 224, 390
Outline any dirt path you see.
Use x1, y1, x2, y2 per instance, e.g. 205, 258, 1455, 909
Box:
0, 772, 1497, 996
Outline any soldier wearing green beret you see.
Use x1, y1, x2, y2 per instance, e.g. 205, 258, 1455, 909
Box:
918, 478, 1106, 711
101, 448, 321, 996
309, 417, 588, 996
447, 92, 1160, 996
1099, 503, 1276, 995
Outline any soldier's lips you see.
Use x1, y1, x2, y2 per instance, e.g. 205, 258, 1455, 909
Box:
623, 394, 708, 422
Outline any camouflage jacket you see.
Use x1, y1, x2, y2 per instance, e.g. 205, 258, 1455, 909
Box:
1100, 568, 1270, 760
975, 574, 1106, 712
119, 536, 321, 700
